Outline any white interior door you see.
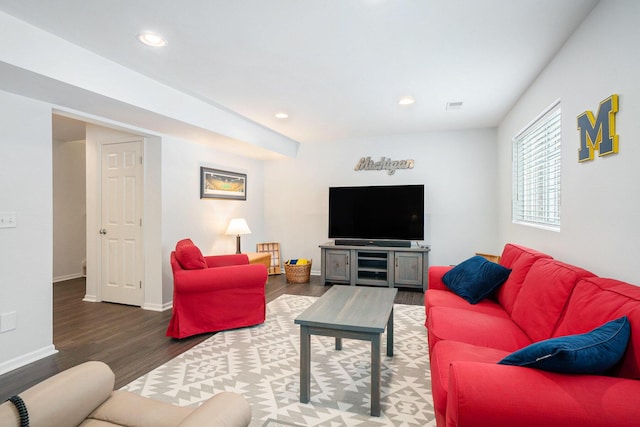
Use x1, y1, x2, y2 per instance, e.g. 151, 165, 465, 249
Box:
100, 140, 143, 306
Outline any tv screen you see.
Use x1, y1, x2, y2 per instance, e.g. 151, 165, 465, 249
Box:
328, 185, 424, 242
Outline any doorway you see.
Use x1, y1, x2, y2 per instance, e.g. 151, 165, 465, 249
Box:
52, 115, 147, 307
52, 115, 87, 284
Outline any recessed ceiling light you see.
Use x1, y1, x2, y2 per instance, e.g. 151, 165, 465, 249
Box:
398, 96, 416, 106
138, 32, 167, 47
275, 112, 289, 119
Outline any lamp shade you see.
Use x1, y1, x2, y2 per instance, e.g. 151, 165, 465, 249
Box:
225, 218, 251, 235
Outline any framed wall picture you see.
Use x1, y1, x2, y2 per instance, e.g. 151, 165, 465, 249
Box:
200, 167, 247, 200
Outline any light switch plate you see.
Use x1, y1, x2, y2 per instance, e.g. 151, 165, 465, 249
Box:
0, 311, 17, 332
0, 212, 17, 228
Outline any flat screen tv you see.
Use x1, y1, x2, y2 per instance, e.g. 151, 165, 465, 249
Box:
328, 184, 424, 247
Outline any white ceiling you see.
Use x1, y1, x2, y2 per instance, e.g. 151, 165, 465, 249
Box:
0, 0, 599, 144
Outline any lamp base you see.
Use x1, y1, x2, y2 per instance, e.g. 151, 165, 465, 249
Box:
235, 235, 241, 254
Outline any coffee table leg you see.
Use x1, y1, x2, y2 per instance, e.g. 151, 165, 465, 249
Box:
371, 334, 381, 416
300, 326, 310, 403
387, 306, 394, 357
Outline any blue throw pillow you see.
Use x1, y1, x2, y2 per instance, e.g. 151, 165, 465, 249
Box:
498, 316, 631, 374
442, 255, 511, 304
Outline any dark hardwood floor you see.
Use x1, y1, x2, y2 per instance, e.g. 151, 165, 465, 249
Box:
0, 274, 424, 401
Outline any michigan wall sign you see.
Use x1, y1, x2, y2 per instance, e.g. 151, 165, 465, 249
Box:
577, 94, 619, 162
354, 156, 415, 175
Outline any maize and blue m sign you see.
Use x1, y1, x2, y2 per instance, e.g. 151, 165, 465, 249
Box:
577, 94, 619, 162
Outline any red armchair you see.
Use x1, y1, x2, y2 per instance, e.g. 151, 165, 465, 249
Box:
166, 239, 268, 339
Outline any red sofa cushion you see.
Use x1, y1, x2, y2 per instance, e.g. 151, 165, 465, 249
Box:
554, 277, 640, 379
510, 259, 594, 342
427, 306, 532, 353
425, 289, 509, 320
446, 361, 640, 427
174, 238, 207, 270
496, 244, 552, 315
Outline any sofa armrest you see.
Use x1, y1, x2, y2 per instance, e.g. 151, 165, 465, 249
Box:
428, 266, 454, 291
178, 391, 251, 427
173, 264, 267, 294
0, 361, 114, 427
446, 361, 640, 427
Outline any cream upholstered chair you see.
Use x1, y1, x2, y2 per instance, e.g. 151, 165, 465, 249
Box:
0, 361, 251, 427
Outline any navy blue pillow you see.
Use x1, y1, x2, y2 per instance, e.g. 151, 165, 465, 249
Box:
498, 316, 631, 374
442, 255, 511, 304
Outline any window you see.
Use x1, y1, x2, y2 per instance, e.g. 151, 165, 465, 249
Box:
512, 101, 561, 230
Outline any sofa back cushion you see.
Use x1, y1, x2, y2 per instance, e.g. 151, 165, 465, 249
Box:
174, 238, 207, 270
496, 243, 552, 314
554, 277, 640, 379
510, 259, 595, 343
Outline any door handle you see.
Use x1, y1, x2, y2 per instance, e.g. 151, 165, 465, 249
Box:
99, 228, 107, 235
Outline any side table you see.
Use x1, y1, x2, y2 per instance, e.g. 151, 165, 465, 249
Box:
245, 252, 271, 269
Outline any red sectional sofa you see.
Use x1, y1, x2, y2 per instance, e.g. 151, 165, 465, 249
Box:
425, 243, 640, 427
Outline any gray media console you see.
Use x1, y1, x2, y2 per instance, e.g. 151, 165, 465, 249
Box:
319, 241, 430, 291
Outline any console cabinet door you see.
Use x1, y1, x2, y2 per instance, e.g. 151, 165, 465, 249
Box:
325, 249, 350, 282
394, 252, 423, 286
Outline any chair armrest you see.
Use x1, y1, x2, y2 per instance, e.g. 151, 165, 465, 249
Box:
446, 361, 640, 427
173, 264, 267, 294
428, 266, 454, 291
205, 254, 249, 268
178, 391, 251, 427
0, 361, 114, 427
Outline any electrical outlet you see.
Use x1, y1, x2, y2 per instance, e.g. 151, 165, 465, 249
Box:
0, 212, 17, 229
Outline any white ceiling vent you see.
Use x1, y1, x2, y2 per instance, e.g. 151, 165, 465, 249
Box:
446, 101, 464, 111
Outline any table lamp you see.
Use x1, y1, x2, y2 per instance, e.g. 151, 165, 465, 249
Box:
225, 218, 251, 254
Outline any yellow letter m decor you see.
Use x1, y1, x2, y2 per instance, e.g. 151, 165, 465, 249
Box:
577, 94, 619, 162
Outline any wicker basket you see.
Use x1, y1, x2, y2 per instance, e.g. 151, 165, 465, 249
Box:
284, 260, 312, 283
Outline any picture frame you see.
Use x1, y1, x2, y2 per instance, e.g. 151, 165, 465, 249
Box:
200, 167, 247, 200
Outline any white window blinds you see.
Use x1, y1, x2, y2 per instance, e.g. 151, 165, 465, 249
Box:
512, 102, 561, 230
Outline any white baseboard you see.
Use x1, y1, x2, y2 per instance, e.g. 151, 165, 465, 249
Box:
83, 294, 99, 302
53, 272, 84, 283
142, 301, 173, 312
0, 345, 58, 376
80, 296, 171, 311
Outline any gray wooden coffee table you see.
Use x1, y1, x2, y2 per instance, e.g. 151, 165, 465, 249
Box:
294, 285, 398, 416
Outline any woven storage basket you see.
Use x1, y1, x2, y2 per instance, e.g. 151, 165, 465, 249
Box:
284, 260, 312, 283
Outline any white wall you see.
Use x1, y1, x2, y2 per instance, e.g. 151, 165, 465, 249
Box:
161, 136, 266, 301
0, 90, 56, 374
497, 0, 640, 284
52, 139, 86, 281
264, 129, 500, 269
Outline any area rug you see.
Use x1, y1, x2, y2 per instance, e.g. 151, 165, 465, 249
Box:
122, 294, 435, 426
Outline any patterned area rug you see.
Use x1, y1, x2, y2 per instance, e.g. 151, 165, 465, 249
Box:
123, 294, 435, 426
